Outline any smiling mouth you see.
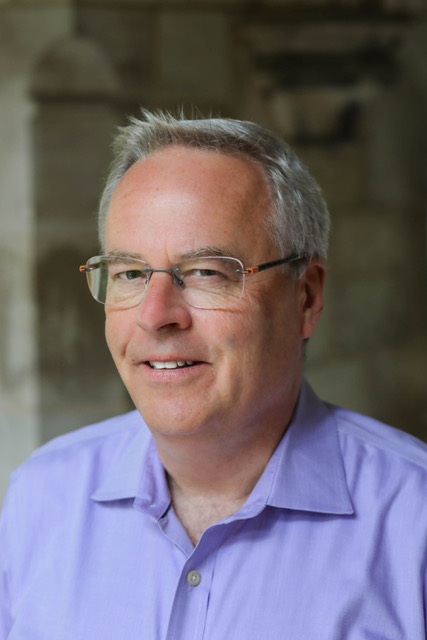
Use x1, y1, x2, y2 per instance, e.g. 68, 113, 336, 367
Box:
148, 360, 198, 370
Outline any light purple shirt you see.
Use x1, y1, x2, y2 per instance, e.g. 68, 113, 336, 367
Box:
1, 380, 427, 639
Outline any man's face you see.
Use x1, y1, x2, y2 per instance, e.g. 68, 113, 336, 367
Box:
105, 146, 323, 449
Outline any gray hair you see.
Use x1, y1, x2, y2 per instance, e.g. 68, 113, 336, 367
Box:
98, 109, 330, 265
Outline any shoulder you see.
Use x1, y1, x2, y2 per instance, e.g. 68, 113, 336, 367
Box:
330, 404, 427, 471
29, 410, 146, 460
327, 404, 427, 510
8, 411, 149, 496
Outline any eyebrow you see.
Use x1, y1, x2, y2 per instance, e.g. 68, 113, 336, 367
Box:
105, 246, 241, 262
105, 250, 143, 260
180, 246, 240, 260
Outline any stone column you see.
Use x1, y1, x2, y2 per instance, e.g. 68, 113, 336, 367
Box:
31, 34, 131, 445
0, 4, 74, 504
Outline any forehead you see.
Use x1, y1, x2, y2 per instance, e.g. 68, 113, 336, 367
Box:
106, 146, 274, 260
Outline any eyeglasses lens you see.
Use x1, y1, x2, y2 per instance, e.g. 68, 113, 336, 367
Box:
84, 256, 245, 310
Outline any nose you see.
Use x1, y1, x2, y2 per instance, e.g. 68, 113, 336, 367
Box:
135, 271, 192, 333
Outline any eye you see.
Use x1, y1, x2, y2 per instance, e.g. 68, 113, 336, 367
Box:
116, 269, 144, 281
183, 267, 230, 285
191, 268, 222, 278
106, 258, 149, 281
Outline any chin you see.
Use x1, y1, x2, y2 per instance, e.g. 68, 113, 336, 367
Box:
136, 402, 210, 439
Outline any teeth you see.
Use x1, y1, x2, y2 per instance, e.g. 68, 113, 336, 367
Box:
149, 360, 195, 370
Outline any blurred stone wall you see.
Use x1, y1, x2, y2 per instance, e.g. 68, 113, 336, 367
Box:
0, 0, 426, 504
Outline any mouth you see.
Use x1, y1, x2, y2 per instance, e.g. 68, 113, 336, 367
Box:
147, 360, 199, 370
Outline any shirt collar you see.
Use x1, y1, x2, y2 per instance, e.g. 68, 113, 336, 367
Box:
92, 379, 353, 518
91, 420, 151, 501
265, 379, 354, 515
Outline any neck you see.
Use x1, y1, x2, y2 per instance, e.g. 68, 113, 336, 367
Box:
168, 437, 274, 501
157, 385, 300, 494
167, 473, 253, 546
152, 390, 299, 544
159, 427, 284, 546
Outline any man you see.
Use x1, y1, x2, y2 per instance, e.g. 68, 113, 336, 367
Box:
1, 111, 426, 638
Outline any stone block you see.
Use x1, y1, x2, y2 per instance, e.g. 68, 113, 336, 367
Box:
75, 0, 249, 5
369, 337, 427, 441
0, 234, 38, 509
0, 233, 37, 410
268, 86, 362, 141
0, 9, 72, 236
0, 84, 34, 235
382, 0, 426, 12
305, 356, 377, 417
296, 143, 366, 208
31, 36, 117, 98
0, 413, 38, 509
0, 0, 68, 5
0, 6, 72, 63
158, 11, 230, 100
262, 0, 354, 5
39, 376, 132, 444
33, 103, 117, 229
329, 209, 409, 275
330, 272, 408, 352
36, 245, 132, 444
306, 338, 427, 441
77, 7, 153, 96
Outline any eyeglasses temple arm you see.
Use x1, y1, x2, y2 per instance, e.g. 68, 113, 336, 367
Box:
79, 265, 96, 272
238, 254, 306, 276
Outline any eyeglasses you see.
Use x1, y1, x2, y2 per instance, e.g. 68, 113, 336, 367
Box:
79, 253, 306, 311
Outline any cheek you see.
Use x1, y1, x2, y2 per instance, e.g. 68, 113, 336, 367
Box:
253, 293, 301, 364
219, 304, 270, 364
205, 308, 244, 344
105, 310, 131, 359
104, 316, 118, 359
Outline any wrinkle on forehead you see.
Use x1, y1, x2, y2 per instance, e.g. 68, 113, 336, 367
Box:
106, 146, 275, 265
104, 245, 242, 266
111, 147, 271, 217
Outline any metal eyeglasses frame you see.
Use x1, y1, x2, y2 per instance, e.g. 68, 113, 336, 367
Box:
79, 253, 307, 309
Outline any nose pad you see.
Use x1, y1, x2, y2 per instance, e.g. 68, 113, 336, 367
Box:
143, 270, 177, 300
144, 269, 183, 298
171, 271, 184, 289
135, 270, 191, 331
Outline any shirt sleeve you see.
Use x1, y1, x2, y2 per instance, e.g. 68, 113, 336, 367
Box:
0, 479, 16, 639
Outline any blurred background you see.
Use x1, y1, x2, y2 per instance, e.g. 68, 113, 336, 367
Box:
0, 0, 426, 505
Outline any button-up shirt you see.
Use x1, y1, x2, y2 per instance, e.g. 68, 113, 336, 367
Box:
1, 380, 427, 639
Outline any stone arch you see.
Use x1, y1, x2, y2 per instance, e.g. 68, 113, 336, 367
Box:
31, 35, 117, 100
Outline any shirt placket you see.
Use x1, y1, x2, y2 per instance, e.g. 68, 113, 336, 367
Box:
164, 520, 242, 640
165, 552, 214, 640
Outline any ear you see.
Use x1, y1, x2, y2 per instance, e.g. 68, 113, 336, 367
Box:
299, 260, 326, 340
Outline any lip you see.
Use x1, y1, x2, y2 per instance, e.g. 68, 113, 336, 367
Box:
140, 360, 208, 381
147, 359, 199, 369
142, 355, 205, 366
144, 360, 204, 368
138, 354, 207, 369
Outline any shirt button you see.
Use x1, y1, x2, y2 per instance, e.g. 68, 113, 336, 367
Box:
186, 570, 201, 586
